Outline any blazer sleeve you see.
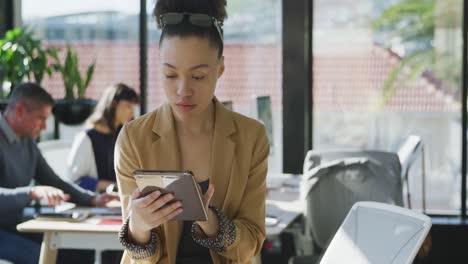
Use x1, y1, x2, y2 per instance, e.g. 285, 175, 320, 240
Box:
115, 126, 164, 263
66, 132, 98, 182
218, 125, 269, 262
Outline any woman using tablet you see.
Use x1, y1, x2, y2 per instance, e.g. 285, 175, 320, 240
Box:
115, 0, 269, 263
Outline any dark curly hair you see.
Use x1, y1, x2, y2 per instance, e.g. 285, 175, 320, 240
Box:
153, 0, 227, 58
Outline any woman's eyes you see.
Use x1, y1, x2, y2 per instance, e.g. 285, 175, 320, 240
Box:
192, 75, 206, 80
164, 74, 206, 80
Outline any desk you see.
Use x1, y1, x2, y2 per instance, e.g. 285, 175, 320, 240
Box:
17, 216, 123, 264
265, 174, 303, 236
266, 199, 302, 236
18, 174, 303, 264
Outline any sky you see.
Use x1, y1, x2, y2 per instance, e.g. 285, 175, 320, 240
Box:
22, 0, 155, 19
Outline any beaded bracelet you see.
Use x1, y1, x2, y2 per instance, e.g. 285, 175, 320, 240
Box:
118, 217, 159, 259
191, 205, 237, 252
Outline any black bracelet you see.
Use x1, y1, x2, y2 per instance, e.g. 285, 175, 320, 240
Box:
118, 216, 158, 260
191, 205, 237, 252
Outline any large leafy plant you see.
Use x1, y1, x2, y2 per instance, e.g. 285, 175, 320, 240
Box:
372, 0, 436, 103
0, 28, 56, 98
50, 44, 96, 100
373, 0, 461, 103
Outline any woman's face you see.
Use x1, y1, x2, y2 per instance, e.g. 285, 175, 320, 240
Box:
114, 100, 137, 126
159, 36, 224, 121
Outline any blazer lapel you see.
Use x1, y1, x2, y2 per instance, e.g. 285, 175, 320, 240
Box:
209, 98, 237, 210
151, 104, 183, 263
151, 103, 181, 170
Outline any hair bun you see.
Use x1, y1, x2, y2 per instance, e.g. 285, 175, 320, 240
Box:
153, 0, 227, 28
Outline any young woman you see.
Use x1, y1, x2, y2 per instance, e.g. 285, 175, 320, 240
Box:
67, 83, 139, 193
115, 1, 269, 263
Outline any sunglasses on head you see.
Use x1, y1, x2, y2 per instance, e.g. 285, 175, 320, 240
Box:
159, 12, 224, 42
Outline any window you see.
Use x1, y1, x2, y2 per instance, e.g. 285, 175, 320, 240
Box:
22, 0, 140, 141
312, 0, 463, 214
22, 0, 140, 96
146, 0, 283, 173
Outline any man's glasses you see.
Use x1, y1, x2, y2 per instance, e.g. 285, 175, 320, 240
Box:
159, 12, 224, 42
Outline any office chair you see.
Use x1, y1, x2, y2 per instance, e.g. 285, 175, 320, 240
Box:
37, 139, 72, 178
290, 150, 405, 264
305, 136, 425, 210
320, 201, 431, 264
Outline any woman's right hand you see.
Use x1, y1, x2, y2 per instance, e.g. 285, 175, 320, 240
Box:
128, 189, 184, 244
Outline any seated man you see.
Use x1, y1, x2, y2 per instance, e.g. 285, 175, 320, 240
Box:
0, 83, 118, 264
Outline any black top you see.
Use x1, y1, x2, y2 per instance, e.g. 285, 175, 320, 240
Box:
86, 129, 117, 182
176, 180, 213, 264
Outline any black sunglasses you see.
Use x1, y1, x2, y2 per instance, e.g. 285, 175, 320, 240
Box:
159, 12, 224, 42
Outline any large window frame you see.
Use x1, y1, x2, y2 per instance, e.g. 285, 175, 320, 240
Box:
461, 0, 468, 219
0, 1, 13, 35
282, 0, 313, 174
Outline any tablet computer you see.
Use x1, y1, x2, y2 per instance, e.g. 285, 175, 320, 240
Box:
133, 170, 208, 221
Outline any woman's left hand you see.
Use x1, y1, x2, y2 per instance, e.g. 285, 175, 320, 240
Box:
196, 184, 219, 237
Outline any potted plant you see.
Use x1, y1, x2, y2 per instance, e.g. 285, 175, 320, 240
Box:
50, 44, 96, 125
0, 27, 56, 111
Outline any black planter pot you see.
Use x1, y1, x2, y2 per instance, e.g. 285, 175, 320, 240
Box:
53, 99, 96, 125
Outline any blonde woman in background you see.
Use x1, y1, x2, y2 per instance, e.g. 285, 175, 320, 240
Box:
67, 83, 139, 193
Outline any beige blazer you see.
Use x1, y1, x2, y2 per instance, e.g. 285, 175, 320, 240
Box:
115, 97, 269, 264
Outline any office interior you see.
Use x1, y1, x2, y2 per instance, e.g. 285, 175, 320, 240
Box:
1, 0, 468, 263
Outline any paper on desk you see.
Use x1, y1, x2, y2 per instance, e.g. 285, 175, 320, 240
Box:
97, 218, 122, 225
54, 202, 76, 212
